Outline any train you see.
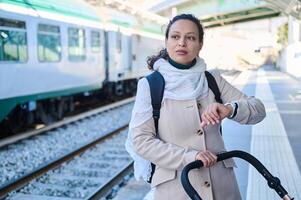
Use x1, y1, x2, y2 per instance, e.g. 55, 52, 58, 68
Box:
0, 0, 165, 134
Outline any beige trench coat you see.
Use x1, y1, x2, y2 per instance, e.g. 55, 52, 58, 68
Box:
132, 70, 266, 200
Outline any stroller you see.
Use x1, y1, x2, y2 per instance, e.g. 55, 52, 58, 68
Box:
181, 150, 294, 200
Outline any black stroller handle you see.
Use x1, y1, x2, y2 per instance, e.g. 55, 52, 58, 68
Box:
181, 150, 294, 200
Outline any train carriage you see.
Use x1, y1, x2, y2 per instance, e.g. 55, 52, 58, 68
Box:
0, 0, 164, 134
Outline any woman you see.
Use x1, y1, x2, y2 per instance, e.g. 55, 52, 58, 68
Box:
128, 14, 266, 200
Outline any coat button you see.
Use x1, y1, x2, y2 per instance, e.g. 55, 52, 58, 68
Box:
204, 181, 211, 187
197, 102, 201, 108
197, 129, 203, 135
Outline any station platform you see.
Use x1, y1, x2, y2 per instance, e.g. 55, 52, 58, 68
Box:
114, 66, 301, 200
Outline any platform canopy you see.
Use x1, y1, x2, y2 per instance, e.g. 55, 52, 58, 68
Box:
264, 0, 301, 20
83, 0, 168, 25
144, 0, 301, 27
83, 0, 300, 28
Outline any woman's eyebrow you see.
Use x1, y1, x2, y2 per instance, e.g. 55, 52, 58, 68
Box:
170, 31, 196, 35
186, 32, 197, 35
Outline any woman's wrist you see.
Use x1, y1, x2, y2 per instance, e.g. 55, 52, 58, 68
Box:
224, 102, 238, 119
224, 103, 233, 117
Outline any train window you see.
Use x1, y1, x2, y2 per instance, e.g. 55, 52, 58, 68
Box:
0, 18, 27, 62
91, 31, 100, 52
38, 24, 61, 62
0, 18, 26, 28
68, 27, 86, 61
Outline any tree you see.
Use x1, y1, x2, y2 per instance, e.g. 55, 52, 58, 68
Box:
277, 22, 288, 47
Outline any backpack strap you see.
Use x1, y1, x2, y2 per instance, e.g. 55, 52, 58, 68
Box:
145, 70, 165, 183
146, 71, 165, 132
205, 71, 223, 104
205, 71, 223, 135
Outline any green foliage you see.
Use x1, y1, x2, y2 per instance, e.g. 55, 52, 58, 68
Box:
277, 22, 288, 47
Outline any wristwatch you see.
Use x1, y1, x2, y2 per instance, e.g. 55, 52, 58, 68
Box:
224, 102, 238, 119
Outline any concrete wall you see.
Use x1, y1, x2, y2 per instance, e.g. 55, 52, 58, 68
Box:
277, 42, 301, 78
278, 16, 301, 79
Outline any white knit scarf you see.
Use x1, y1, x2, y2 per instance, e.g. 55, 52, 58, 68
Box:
154, 57, 208, 100
126, 57, 209, 181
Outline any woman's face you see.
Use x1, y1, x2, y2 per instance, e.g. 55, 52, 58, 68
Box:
166, 19, 203, 65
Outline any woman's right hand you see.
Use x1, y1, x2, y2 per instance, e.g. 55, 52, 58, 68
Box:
200, 103, 233, 128
195, 150, 217, 167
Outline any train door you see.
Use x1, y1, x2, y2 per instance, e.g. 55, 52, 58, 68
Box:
106, 31, 117, 82
107, 30, 122, 81
123, 35, 132, 71
115, 30, 122, 72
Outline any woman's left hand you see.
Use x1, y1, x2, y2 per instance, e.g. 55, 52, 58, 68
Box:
200, 103, 232, 127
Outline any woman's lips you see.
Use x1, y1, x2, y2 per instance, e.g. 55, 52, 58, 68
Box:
176, 50, 188, 55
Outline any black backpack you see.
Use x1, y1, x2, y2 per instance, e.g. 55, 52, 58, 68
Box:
145, 70, 222, 183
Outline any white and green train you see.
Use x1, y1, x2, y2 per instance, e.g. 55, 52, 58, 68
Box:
0, 0, 164, 133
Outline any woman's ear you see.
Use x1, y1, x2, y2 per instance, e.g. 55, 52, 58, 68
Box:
199, 41, 203, 51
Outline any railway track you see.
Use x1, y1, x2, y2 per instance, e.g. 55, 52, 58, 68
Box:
1, 126, 133, 200
0, 98, 136, 199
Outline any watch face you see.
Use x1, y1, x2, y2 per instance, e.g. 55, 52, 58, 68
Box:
225, 102, 236, 119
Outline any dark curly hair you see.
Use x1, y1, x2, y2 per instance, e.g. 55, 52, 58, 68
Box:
146, 14, 204, 69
